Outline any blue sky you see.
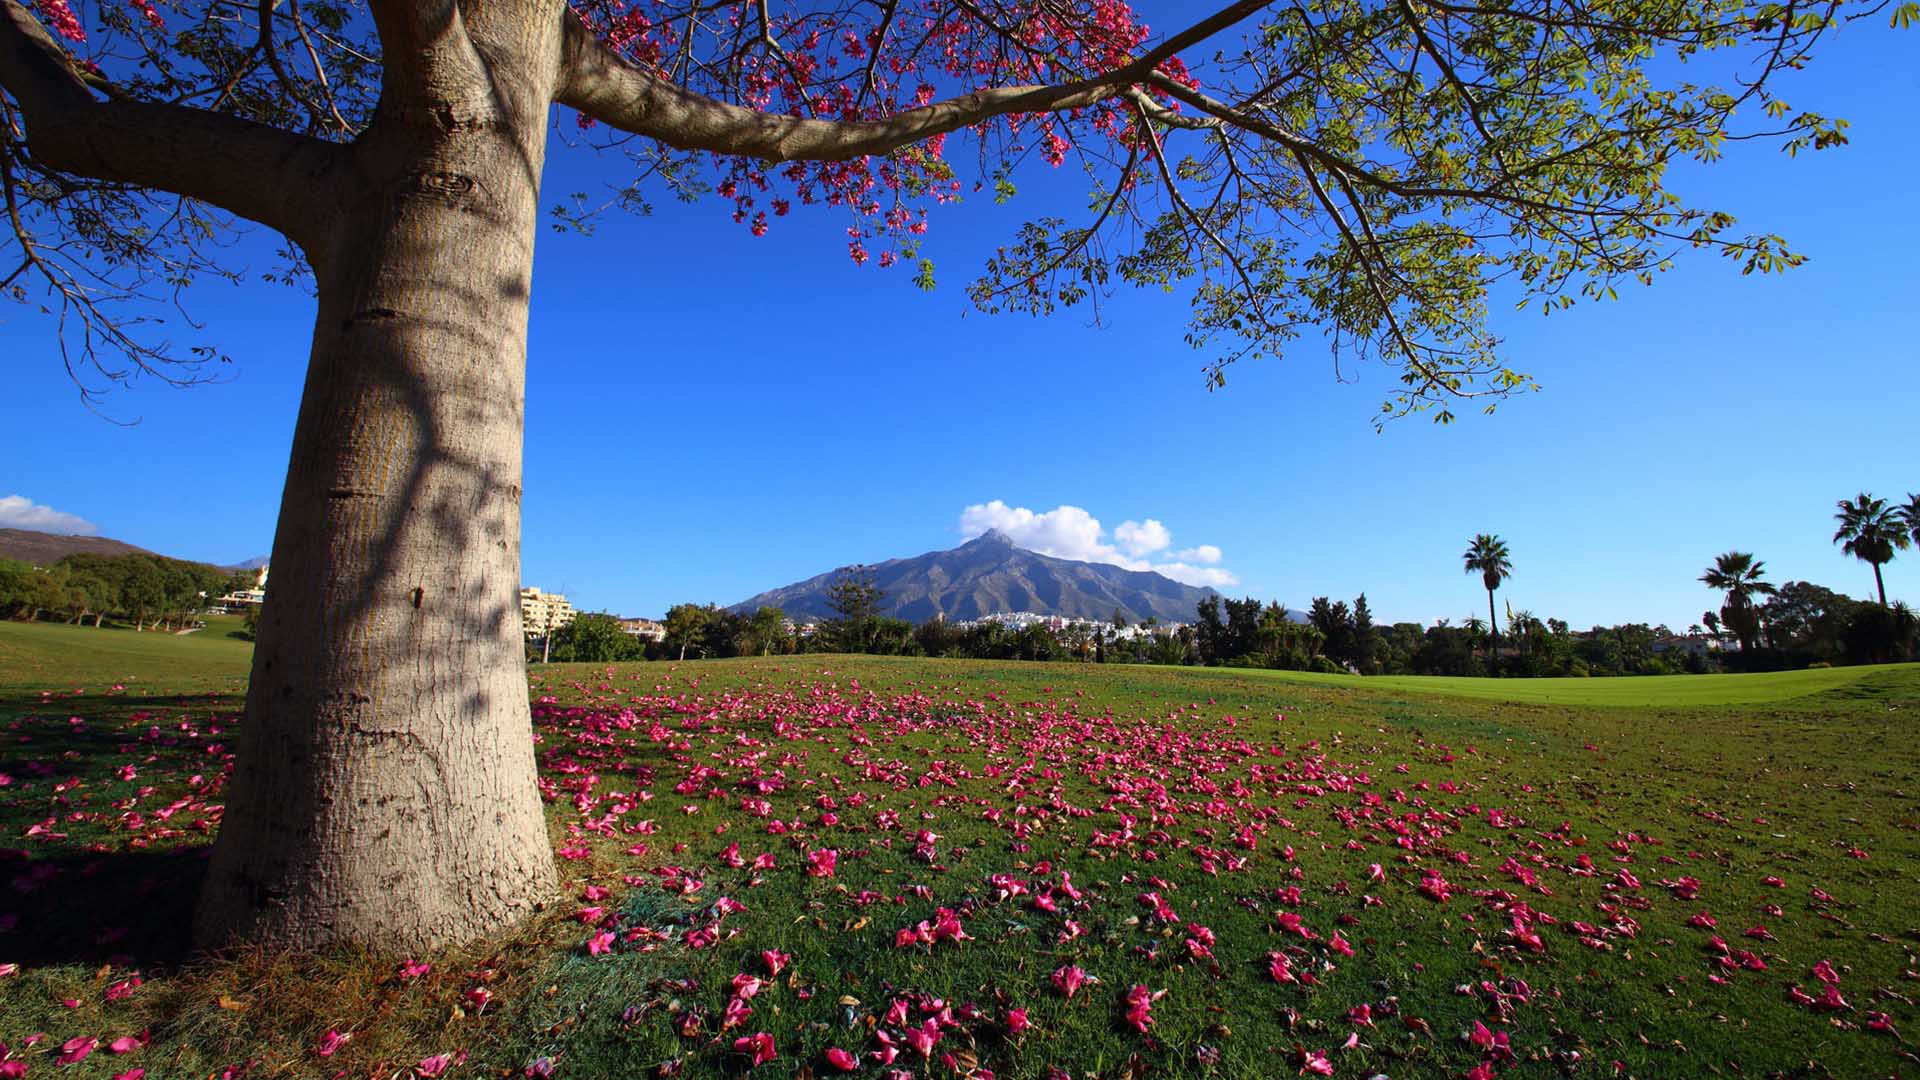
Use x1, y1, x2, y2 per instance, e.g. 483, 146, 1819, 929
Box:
3, 18, 1916, 630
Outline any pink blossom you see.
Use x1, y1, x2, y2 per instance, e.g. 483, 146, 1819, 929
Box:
733, 1032, 777, 1067
316, 1029, 351, 1057
1052, 964, 1088, 998
904, 1021, 939, 1057
1123, 984, 1156, 1033
1269, 951, 1297, 984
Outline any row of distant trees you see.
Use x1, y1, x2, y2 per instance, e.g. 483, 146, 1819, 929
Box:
0, 553, 253, 632
576, 491, 1920, 673
541, 490, 1920, 671
1695, 491, 1919, 667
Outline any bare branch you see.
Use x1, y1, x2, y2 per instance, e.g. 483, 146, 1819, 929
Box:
0, 0, 340, 249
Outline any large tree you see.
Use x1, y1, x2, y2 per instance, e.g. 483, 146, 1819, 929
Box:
1833, 493, 1906, 607
1, 0, 1892, 952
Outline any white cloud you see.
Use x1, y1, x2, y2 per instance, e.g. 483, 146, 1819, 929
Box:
957, 500, 1238, 589
1153, 562, 1241, 589
0, 495, 97, 536
1114, 519, 1171, 558
1172, 544, 1223, 565
959, 501, 1121, 565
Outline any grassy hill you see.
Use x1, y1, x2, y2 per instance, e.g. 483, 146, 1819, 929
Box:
2, 629, 1917, 1079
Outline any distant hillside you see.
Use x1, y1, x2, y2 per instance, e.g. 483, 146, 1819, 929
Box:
0, 528, 152, 565
0, 527, 259, 573
731, 530, 1219, 624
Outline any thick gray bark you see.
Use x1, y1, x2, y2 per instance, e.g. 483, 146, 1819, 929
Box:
194, 8, 565, 952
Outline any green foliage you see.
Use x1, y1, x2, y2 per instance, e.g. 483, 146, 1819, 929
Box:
549, 614, 645, 664
662, 603, 714, 661
738, 606, 792, 657
965, 0, 1889, 420
822, 567, 887, 653
0, 552, 231, 630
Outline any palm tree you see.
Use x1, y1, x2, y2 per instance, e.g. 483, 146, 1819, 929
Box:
1832, 493, 1908, 607
1509, 605, 1540, 656
1700, 551, 1776, 652
1901, 493, 1920, 550
1463, 534, 1513, 671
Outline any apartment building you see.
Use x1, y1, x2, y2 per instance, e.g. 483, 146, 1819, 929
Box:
520, 586, 576, 637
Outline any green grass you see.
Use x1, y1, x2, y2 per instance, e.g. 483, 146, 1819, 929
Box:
0, 617, 252, 692
2, 626, 1918, 1080
1211, 661, 1914, 706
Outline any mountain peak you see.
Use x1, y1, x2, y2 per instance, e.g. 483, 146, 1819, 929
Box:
968, 528, 1017, 549
731, 531, 1218, 624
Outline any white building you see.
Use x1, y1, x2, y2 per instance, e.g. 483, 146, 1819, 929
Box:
619, 617, 665, 641
520, 587, 576, 637
215, 565, 269, 609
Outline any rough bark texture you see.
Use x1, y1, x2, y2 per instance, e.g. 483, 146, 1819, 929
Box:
193, 2, 566, 952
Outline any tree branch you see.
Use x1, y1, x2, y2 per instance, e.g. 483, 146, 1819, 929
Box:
0, 0, 340, 250
366, 0, 486, 102
557, 0, 1272, 162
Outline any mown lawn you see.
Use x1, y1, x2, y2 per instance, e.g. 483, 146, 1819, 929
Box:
1, 628, 1917, 1080
0, 619, 252, 692
1225, 663, 1911, 707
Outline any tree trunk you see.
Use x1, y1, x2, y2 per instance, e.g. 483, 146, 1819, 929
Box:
195, 30, 563, 952
1486, 589, 1499, 676
1873, 562, 1887, 608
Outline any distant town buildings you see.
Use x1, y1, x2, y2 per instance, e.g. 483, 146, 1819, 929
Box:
953, 611, 1182, 640
1650, 633, 1724, 659
619, 617, 666, 641
213, 565, 268, 611
520, 586, 576, 637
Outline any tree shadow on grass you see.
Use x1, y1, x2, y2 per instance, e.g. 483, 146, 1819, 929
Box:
0, 846, 208, 968
0, 690, 237, 970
